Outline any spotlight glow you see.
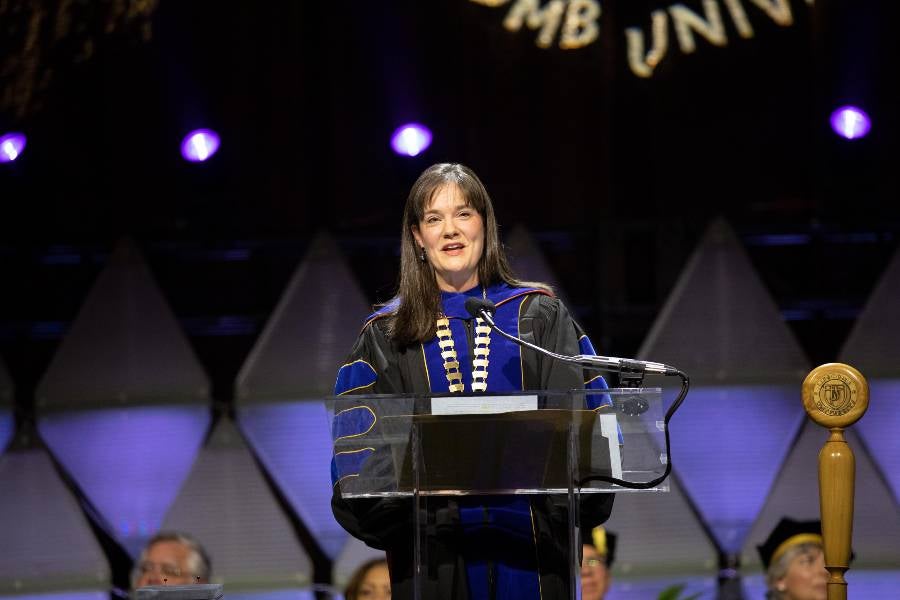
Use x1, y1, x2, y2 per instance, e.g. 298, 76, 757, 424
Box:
829, 106, 871, 140
180, 129, 221, 162
0, 132, 27, 163
390, 123, 432, 157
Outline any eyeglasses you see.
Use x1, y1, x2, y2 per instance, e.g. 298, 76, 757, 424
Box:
134, 561, 193, 579
583, 558, 606, 568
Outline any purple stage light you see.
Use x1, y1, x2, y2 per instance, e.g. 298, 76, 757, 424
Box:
830, 105, 871, 140
391, 123, 432, 157
0, 132, 27, 163
180, 129, 221, 162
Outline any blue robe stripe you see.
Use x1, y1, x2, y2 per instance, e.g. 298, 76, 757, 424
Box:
578, 334, 597, 356
334, 359, 377, 396
420, 284, 549, 599
331, 405, 377, 486
423, 318, 472, 393
578, 335, 613, 409
579, 335, 622, 443
331, 447, 375, 486
331, 405, 377, 442
422, 285, 542, 394
363, 298, 400, 329
438, 284, 549, 319
459, 497, 541, 599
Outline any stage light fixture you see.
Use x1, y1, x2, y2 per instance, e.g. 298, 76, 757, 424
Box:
180, 128, 221, 162
830, 105, 871, 140
0, 132, 27, 163
390, 123, 432, 157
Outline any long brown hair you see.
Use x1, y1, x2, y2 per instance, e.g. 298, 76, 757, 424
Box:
387, 163, 548, 345
344, 558, 389, 600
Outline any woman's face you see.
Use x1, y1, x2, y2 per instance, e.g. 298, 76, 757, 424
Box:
775, 546, 827, 600
357, 563, 391, 600
411, 183, 485, 293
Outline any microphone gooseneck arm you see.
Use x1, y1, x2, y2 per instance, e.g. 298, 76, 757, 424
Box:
468, 298, 678, 377
464, 295, 690, 490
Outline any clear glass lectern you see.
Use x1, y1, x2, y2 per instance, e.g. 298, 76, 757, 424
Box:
329, 388, 668, 600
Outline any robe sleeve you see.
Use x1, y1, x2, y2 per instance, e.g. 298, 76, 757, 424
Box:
334, 319, 403, 396
521, 294, 585, 390
331, 320, 415, 550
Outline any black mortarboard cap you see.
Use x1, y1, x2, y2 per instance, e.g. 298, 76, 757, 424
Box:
757, 518, 822, 570
582, 525, 618, 567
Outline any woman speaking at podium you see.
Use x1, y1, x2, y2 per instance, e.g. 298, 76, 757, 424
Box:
332, 163, 613, 600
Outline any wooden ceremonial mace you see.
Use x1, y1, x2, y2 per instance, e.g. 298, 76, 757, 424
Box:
801, 363, 869, 600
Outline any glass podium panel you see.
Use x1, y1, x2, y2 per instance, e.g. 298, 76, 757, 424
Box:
330, 388, 667, 497
329, 389, 669, 600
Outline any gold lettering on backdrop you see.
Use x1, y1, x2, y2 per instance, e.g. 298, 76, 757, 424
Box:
560, 0, 601, 49
669, 1, 728, 54
748, 0, 794, 26
503, 0, 567, 49
723, 0, 755, 38
472, 0, 815, 77
626, 10, 669, 78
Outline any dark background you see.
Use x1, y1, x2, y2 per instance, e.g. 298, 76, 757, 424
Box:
2, 0, 898, 419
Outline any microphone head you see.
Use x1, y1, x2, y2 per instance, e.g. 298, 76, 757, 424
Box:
464, 297, 497, 319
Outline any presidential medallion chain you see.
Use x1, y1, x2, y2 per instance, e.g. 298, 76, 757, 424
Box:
435, 315, 491, 393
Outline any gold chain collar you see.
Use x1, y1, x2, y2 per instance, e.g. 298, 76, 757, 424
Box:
436, 287, 492, 393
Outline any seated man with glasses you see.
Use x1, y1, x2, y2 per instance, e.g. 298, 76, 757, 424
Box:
581, 526, 616, 600
132, 531, 212, 589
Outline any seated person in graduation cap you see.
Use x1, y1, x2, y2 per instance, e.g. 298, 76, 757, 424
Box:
331, 163, 615, 600
581, 526, 616, 600
757, 518, 827, 600
132, 531, 212, 589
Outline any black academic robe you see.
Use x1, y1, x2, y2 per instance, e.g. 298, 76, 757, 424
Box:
332, 285, 614, 600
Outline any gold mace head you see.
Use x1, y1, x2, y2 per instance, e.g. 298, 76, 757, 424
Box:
802, 363, 869, 429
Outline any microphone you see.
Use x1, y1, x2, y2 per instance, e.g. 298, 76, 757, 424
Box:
465, 297, 691, 491
463, 296, 679, 376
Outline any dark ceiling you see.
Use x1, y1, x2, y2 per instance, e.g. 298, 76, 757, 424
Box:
1, 0, 897, 412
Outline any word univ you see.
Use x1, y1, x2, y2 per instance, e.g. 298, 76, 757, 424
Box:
470, 0, 815, 78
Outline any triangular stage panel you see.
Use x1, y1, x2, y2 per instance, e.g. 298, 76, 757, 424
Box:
162, 418, 312, 591
35, 239, 211, 556
604, 474, 717, 577
237, 232, 372, 560
640, 218, 808, 386
0, 447, 109, 596
38, 406, 210, 557
236, 231, 371, 401
852, 380, 900, 505
840, 248, 900, 379
238, 401, 343, 559
743, 419, 900, 570
840, 247, 900, 504
0, 357, 12, 455
607, 576, 716, 600
36, 238, 210, 410
665, 385, 806, 554
505, 225, 569, 306
638, 218, 810, 554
